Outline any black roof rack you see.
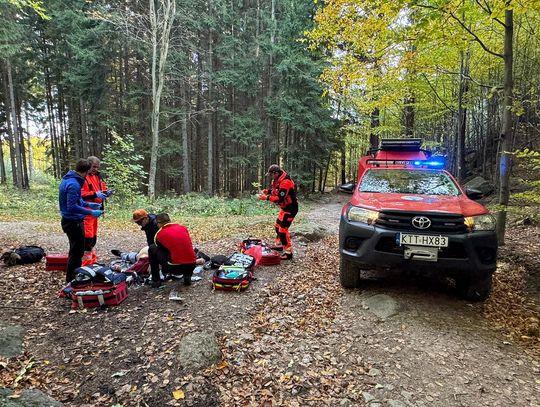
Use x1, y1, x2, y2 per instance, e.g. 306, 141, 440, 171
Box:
379, 138, 422, 151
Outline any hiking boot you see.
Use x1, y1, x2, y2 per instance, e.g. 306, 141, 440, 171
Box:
184, 275, 192, 287
111, 249, 122, 257
280, 252, 293, 260
151, 280, 162, 288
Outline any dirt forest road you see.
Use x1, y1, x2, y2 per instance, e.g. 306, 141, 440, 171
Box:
0, 196, 539, 406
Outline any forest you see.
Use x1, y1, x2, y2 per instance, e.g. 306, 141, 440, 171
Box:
1, 0, 540, 229
1, 2, 540, 406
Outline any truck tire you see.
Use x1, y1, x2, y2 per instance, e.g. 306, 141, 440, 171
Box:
340, 256, 360, 288
456, 274, 493, 302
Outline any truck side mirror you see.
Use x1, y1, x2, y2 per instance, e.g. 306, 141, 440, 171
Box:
338, 182, 356, 194
465, 187, 483, 200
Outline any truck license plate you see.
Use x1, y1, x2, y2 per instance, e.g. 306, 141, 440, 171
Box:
397, 233, 449, 247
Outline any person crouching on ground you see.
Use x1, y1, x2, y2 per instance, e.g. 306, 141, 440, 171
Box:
258, 164, 298, 260
132, 209, 160, 246
149, 213, 196, 288
59, 159, 103, 282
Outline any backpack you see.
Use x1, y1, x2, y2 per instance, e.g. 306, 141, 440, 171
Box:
212, 265, 254, 292
240, 239, 280, 266
1, 246, 46, 266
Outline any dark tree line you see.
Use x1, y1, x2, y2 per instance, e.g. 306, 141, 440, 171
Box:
0, 0, 339, 195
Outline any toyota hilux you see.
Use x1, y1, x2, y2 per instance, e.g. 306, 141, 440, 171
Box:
339, 139, 498, 301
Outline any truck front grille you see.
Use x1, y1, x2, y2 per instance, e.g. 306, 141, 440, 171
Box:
376, 211, 467, 233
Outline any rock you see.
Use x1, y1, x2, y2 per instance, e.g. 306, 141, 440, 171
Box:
0, 322, 25, 357
387, 400, 407, 407
291, 224, 331, 242
516, 217, 535, 226
368, 368, 381, 376
177, 332, 222, 372
0, 388, 63, 406
463, 176, 494, 196
362, 392, 376, 402
401, 391, 414, 400
340, 398, 351, 407
362, 295, 400, 320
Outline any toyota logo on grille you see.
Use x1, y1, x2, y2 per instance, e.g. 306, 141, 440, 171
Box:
411, 216, 431, 229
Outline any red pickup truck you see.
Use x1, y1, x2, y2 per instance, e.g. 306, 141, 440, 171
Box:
339, 139, 498, 301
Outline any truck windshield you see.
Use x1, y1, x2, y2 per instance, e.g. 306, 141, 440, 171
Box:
359, 169, 460, 196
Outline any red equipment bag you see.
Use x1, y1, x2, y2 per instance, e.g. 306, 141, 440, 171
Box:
212, 266, 254, 292
45, 254, 68, 271
240, 239, 281, 266
69, 281, 128, 309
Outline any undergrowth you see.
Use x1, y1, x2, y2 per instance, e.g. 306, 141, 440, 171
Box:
0, 175, 311, 237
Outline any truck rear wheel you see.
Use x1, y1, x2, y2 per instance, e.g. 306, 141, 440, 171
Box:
340, 256, 360, 288
456, 274, 493, 302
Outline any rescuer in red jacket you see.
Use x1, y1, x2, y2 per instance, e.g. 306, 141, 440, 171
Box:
258, 164, 299, 260
149, 213, 196, 288
81, 156, 111, 265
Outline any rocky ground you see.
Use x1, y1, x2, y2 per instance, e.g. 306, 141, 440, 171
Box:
0, 194, 539, 406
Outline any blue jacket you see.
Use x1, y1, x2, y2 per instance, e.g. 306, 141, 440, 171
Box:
59, 170, 91, 221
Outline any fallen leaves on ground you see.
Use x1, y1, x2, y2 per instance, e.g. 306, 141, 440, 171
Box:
484, 225, 540, 355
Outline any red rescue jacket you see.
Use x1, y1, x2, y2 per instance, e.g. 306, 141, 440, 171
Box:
81, 173, 107, 207
155, 223, 196, 265
268, 171, 298, 212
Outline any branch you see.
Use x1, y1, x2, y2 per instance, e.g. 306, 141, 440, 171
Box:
420, 73, 456, 114
433, 66, 501, 89
474, 0, 506, 28
414, 2, 504, 59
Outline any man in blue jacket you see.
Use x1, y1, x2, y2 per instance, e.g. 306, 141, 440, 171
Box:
59, 159, 103, 282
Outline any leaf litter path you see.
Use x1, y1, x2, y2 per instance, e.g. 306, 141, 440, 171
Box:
0, 199, 539, 406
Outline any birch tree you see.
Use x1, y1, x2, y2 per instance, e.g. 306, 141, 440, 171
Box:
148, 0, 176, 198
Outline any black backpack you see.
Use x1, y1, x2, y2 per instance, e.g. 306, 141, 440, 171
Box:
1, 246, 46, 266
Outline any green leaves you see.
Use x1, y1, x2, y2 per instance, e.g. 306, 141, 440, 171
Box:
102, 133, 147, 203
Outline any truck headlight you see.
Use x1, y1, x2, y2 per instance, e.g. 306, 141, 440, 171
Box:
464, 214, 496, 231
347, 206, 379, 225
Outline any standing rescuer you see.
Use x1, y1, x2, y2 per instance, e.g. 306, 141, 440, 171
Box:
259, 164, 298, 260
81, 156, 111, 265
59, 159, 103, 282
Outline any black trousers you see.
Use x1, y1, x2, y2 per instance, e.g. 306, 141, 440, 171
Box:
148, 244, 195, 285
61, 218, 85, 283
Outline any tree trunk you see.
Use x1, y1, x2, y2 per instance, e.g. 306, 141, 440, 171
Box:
0, 136, 6, 184
80, 98, 88, 158
403, 95, 415, 137
456, 50, 470, 182
6, 58, 23, 189
16, 106, 29, 188
496, 9, 514, 244
24, 107, 34, 180
370, 107, 380, 149
181, 84, 191, 193
148, 0, 176, 199
207, 2, 214, 195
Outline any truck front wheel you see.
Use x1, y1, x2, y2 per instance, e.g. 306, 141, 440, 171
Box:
340, 256, 360, 288
456, 274, 493, 302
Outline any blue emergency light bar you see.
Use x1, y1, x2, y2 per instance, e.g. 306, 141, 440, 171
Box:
413, 157, 445, 167
367, 157, 446, 169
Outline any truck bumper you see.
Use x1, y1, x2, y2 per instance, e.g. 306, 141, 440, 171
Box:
339, 216, 498, 277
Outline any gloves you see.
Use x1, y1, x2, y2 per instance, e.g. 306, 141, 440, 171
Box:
262, 189, 269, 195
104, 189, 115, 197
95, 191, 107, 199
87, 202, 101, 210
258, 194, 269, 201
90, 210, 103, 218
